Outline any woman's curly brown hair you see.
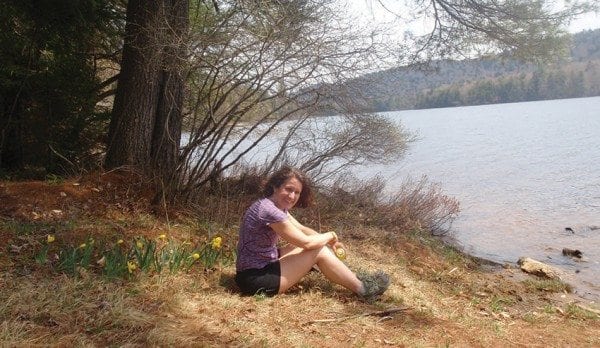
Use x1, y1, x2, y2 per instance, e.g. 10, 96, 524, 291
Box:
263, 166, 314, 208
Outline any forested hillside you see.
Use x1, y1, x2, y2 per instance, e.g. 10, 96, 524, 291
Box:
322, 29, 600, 112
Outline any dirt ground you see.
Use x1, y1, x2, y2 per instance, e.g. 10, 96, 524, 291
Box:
1, 172, 599, 347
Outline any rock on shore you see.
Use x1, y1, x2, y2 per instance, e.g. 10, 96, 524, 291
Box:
517, 257, 562, 279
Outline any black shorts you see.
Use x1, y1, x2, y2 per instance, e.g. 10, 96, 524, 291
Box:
235, 261, 281, 296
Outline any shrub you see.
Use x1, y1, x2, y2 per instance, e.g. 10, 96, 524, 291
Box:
317, 174, 459, 235
383, 176, 460, 235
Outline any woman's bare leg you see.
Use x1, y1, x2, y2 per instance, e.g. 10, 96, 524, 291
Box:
278, 244, 301, 258
278, 246, 363, 294
315, 247, 363, 293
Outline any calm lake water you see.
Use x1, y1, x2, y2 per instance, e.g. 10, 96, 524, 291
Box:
362, 97, 600, 300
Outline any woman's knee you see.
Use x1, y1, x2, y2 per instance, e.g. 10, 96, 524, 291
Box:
315, 245, 335, 261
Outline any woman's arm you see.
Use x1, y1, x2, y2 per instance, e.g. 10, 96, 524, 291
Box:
287, 213, 319, 236
270, 219, 337, 250
285, 213, 347, 253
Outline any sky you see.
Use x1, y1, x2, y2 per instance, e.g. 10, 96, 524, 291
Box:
342, 0, 600, 34
568, 11, 600, 32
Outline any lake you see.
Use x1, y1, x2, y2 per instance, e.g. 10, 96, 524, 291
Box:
363, 97, 600, 300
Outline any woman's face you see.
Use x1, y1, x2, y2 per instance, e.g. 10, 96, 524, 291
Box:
270, 176, 302, 211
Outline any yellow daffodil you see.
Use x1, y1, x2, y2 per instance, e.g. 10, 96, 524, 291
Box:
127, 261, 137, 273
79, 243, 87, 249
211, 236, 222, 250
158, 234, 167, 241
47, 235, 55, 243
117, 239, 124, 245
136, 240, 144, 249
192, 253, 200, 260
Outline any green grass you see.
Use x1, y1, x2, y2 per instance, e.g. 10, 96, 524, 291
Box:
522, 312, 538, 323
522, 278, 573, 293
543, 304, 555, 314
565, 304, 600, 320
0, 219, 75, 236
489, 295, 515, 313
45, 174, 65, 185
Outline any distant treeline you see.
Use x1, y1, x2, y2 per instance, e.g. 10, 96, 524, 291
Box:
322, 29, 600, 112
414, 61, 600, 109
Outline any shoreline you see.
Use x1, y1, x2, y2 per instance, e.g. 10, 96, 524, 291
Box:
439, 233, 600, 303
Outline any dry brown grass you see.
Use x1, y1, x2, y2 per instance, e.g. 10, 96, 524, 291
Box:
1, 172, 599, 347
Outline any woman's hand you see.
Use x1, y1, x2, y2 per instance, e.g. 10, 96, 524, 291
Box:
327, 231, 338, 246
326, 231, 347, 258
331, 241, 345, 251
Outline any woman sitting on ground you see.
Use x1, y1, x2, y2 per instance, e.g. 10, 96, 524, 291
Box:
234, 166, 389, 300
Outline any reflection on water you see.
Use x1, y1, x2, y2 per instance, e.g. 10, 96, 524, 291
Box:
363, 97, 600, 300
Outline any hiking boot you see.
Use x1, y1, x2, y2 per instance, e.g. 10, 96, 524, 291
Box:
357, 270, 390, 302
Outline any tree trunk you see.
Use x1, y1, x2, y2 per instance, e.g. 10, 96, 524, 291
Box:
150, 0, 187, 183
105, 0, 188, 182
0, 92, 24, 170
